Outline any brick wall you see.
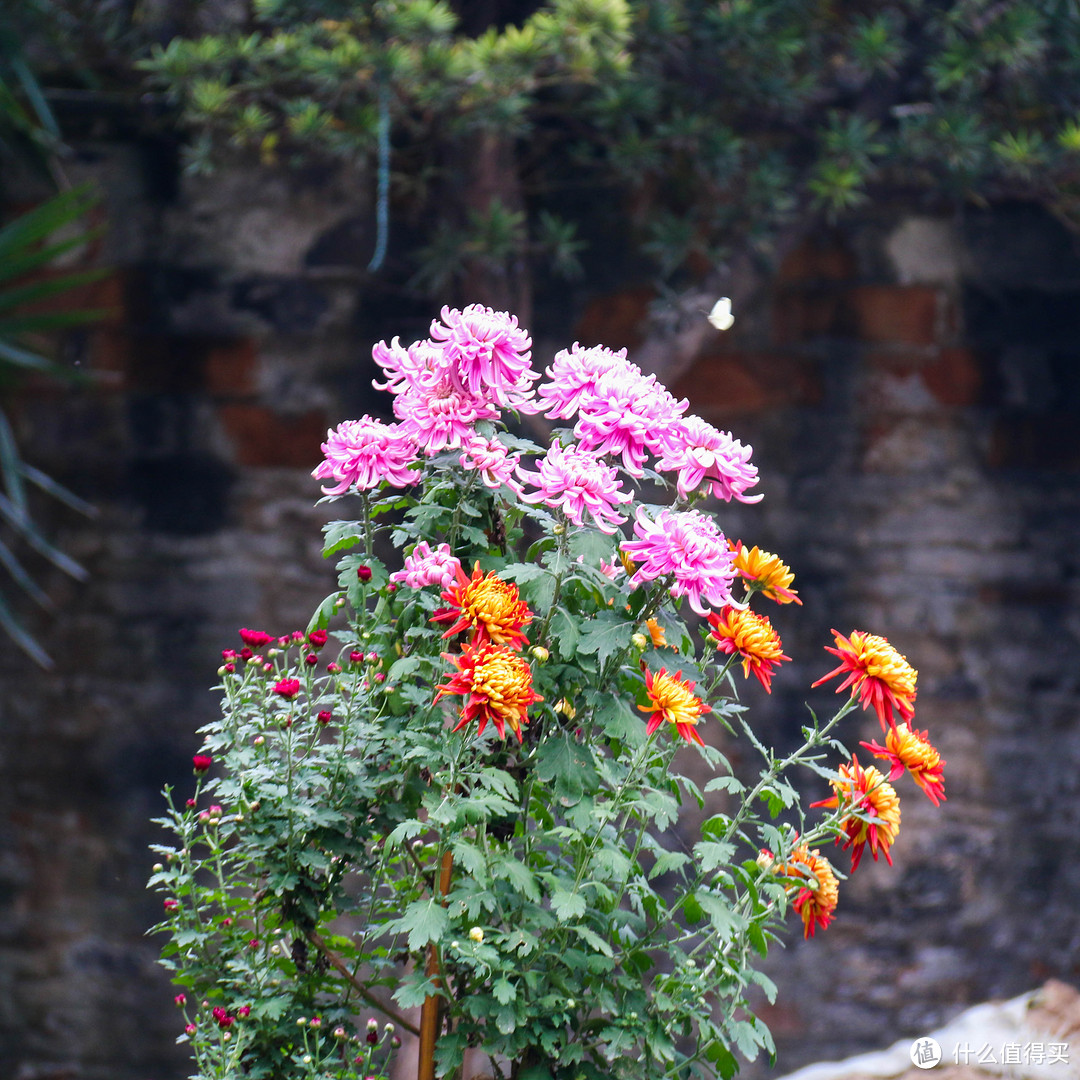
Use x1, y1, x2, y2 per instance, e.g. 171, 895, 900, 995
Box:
1, 138, 1079, 1078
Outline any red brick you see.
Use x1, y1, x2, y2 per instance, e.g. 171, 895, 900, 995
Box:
673, 350, 822, 416
205, 339, 258, 397
218, 405, 328, 468
572, 286, 656, 350
842, 285, 942, 345
863, 347, 931, 375
921, 348, 982, 407
771, 287, 843, 345
776, 236, 856, 283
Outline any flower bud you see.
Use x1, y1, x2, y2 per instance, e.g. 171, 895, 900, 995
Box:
531, 646, 549, 662
553, 523, 565, 535
357, 565, 372, 582
469, 926, 484, 943
185, 1023, 197, 1036
192, 754, 212, 774
350, 650, 364, 664
631, 633, 648, 651
334, 1026, 347, 1039
153, 863, 163, 873
566, 998, 576, 1009
317, 710, 332, 725
253, 735, 265, 746
175, 993, 186, 1007
327, 662, 342, 673
334, 596, 346, 608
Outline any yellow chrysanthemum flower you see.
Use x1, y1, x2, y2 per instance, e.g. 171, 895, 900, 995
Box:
812, 629, 917, 731
431, 562, 533, 648
812, 758, 901, 872
639, 667, 709, 747
730, 541, 802, 605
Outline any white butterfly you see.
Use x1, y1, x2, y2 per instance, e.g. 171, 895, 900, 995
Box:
707, 297, 734, 331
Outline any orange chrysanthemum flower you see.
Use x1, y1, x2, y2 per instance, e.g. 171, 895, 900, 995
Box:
706, 605, 790, 693
862, 723, 946, 807
811, 757, 901, 872
778, 842, 839, 938
730, 541, 802, 605
434, 641, 543, 742
811, 629, 917, 731
645, 618, 668, 648
431, 562, 533, 648
639, 667, 709, 747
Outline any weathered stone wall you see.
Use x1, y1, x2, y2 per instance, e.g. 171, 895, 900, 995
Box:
1, 134, 1078, 1079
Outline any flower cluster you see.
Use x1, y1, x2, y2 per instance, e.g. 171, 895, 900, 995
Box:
160, 302, 954, 1080
431, 564, 542, 743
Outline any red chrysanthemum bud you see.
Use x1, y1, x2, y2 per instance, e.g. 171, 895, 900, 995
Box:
350, 650, 364, 663
326, 662, 341, 674
291, 630, 305, 641
223, 663, 235, 674
308, 629, 328, 649
164, 898, 179, 911
239, 628, 274, 648
185, 1023, 196, 1036
357, 565, 372, 582
304, 654, 318, 666
221, 649, 236, 661
239, 647, 253, 660
192, 754, 213, 773
274, 678, 301, 699
317, 710, 332, 724
175, 994, 186, 1007
236, 1005, 251, 1018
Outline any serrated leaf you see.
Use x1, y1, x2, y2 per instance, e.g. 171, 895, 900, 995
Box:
492, 977, 516, 1004
577, 610, 632, 668
551, 887, 586, 922
396, 898, 449, 951
649, 849, 690, 880
571, 924, 613, 957
694, 840, 735, 874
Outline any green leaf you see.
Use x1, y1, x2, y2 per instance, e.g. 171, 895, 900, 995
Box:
322, 519, 364, 556
550, 886, 586, 922
492, 856, 540, 903
536, 733, 595, 808
495, 1004, 517, 1034
648, 850, 690, 880
395, 898, 449, 951
693, 840, 735, 874
571, 923, 613, 958
696, 892, 742, 939
492, 977, 516, 1004
577, 609, 632, 668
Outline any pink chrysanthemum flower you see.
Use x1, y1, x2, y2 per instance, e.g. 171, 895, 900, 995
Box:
537, 343, 637, 420
574, 367, 688, 476
390, 541, 462, 589
429, 304, 538, 406
620, 507, 738, 615
656, 416, 763, 503
517, 442, 633, 534
371, 336, 444, 397
312, 416, 418, 494
459, 436, 524, 495
394, 374, 501, 454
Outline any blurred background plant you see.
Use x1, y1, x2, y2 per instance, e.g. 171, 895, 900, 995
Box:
12, 0, 1080, 317
0, 12, 101, 666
